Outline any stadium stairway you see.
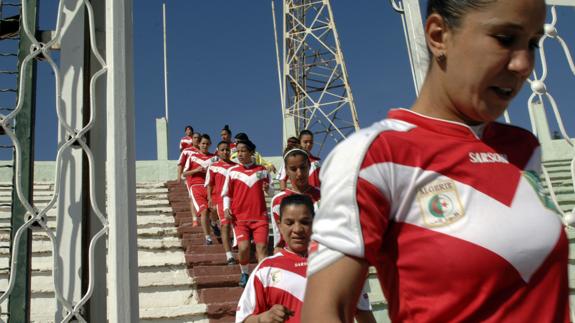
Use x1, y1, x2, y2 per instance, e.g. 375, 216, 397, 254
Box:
166, 180, 258, 323
0, 182, 208, 322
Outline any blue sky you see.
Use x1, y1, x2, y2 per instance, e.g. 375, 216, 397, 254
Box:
1, 1, 574, 161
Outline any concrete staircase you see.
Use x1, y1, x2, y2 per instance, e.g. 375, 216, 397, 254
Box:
166, 181, 257, 323
0, 182, 208, 322
542, 159, 575, 213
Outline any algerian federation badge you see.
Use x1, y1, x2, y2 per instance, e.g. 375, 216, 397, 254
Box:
270, 270, 282, 286
417, 179, 465, 227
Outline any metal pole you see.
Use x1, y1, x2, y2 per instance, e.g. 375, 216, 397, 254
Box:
8, 0, 38, 320
271, 1, 286, 145
162, 1, 169, 122
401, 0, 428, 93
105, 0, 139, 321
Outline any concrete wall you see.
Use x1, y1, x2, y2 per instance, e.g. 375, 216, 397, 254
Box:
0, 157, 286, 183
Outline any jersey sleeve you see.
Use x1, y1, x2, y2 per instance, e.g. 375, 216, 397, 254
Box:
177, 150, 187, 166
255, 152, 273, 168
270, 194, 282, 247
308, 122, 394, 276
276, 165, 286, 181
265, 170, 274, 196
222, 167, 235, 210
235, 268, 267, 323
205, 166, 215, 188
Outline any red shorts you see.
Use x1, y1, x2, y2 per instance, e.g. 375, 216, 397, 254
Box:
233, 221, 268, 244
214, 200, 230, 225
190, 185, 208, 214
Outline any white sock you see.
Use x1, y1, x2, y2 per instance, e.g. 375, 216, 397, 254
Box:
240, 264, 249, 274
205, 235, 211, 241
226, 251, 233, 260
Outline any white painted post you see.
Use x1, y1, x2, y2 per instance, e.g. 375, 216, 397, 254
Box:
55, 1, 85, 320
105, 0, 139, 321
156, 117, 169, 160
402, 0, 429, 94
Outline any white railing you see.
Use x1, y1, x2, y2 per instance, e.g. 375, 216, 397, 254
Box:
0, 0, 138, 321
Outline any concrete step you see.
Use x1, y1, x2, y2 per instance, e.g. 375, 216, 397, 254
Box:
206, 302, 237, 322
0, 251, 188, 276
139, 304, 207, 322
190, 265, 255, 278
187, 245, 227, 255
199, 287, 243, 304
0, 264, 192, 295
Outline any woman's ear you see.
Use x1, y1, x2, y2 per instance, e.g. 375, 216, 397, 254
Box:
425, 13, 449, 60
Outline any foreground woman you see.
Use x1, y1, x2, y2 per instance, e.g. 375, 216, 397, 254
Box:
303, 0, 569, 322
236, 195, 374, 323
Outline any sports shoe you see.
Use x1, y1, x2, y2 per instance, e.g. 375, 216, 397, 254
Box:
239, 272, 249, 288
192, 218, 199, 227
205, 238, 213, 245
211, 222, 221, 238
226, 257, 238, 265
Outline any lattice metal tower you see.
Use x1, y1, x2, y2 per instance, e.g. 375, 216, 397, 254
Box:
280, 0, 359, 154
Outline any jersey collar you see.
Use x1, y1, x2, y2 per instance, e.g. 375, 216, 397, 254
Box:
388, 108, 488, 140
281, 248, 308, 260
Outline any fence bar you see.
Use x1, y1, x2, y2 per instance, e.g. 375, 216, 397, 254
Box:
8, 0, 37, 321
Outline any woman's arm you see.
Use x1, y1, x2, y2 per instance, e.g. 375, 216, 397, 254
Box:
302, 255, 369, 323
243, 305, 293, 323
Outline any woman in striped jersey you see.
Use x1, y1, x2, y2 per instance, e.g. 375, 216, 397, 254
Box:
270, 148, 321, 253
236, 195, 375, 323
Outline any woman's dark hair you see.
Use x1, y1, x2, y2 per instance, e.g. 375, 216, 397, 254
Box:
283, 147, 309, 164
222, 124, 232, 135
298, 130, 314, 140
235, 132, 249, 141
426, 0, 495, 29
279, 194, 315, 220
185, 125, 193, 132
217, 141, 230, 148
236, 139, 256, 152
201, 134, 211, 142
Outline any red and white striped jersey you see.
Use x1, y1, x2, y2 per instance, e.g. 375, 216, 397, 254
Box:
205, 160, 237, 202
236, 249, 371, 323
177, 147, 198, 168
222, 163, 271, 221
270, 188, 321, 247
308, 109, 569, 322
277, 155, 321, 188
179, 136, 194, 151
184, 152, 216, 186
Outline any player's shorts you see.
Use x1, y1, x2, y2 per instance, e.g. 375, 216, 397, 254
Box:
213, 199, 230, 226
185, 177, 194, 196
190, 185, 208, 214
233, 221, 268, 244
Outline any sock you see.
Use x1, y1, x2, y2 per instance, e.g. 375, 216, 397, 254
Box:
193, 216, 198, 221
226, 251, 233, 260
240, 264, 249, 274
205, 235, 212, 241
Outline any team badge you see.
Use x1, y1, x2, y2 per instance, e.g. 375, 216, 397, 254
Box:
417, 179, 465, 227
270, 270, 282, 286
